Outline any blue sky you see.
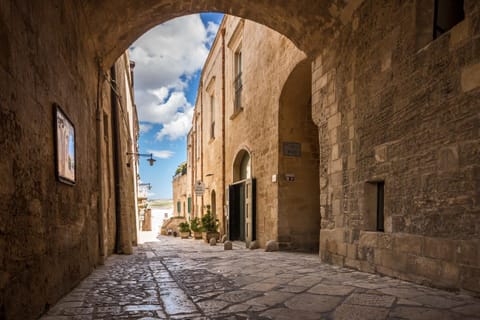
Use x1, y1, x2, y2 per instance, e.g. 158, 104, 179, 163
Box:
129, 13, 223, 200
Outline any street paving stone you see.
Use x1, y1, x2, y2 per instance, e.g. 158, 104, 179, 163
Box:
41, 236, 480, 319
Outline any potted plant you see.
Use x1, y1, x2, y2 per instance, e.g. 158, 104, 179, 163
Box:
201, 205, 220, 243
190, 217, 203, 240
178, 221, 190, 239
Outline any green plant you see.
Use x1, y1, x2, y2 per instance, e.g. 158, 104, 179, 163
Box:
190, 217, 201, 232
201, 205, 219, 233
178, 221, 190, 233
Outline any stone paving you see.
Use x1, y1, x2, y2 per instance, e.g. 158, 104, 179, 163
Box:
41, 236, 480, 320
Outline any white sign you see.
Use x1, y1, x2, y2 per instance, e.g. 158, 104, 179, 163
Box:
195, 180, 205, 196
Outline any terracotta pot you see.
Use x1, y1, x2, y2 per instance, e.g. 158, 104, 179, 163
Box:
202, 231, 219, 243
179, 231, 190, 239
193, 231, 203, 239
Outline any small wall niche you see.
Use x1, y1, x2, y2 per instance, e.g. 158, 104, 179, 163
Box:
364, 181, 385, 232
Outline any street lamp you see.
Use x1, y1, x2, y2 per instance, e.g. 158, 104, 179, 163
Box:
126, 152, 156, 166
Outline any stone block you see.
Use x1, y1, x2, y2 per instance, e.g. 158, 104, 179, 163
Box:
424, 237, 454, 261
440, 262, 460, 286
332, 159, 343, 173
377, 233, 392, 249
414, 256, 442, 279
265, 240, 279, 252
224, 241, 232, 250
358, 231, 378, 248
393, 233, 423, 256
249, 241, 259, 250
344, 258, 361, 269
459, 266, 480, 293
347, 244, 358, 259
374, 145, 387, 163
327, 113, 341, 131
337, 243, 347, 256
461, 62, 480, 92
331, 253, 345, 266
455, 240, 479, 266
449, 20, 469, 48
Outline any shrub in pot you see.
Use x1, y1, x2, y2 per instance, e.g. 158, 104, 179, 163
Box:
190, 217, 202, 239
178, 222, 190, 239
201, 205, 219, 243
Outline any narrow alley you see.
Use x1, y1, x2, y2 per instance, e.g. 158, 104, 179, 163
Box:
41, 237, 480, 320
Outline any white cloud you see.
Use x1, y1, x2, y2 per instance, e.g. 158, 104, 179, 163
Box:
156, 105, 194, 141
147, 149, 175, 159
206, 21, 220, 46
139, 123, 153, 133
130, 14, 219, 141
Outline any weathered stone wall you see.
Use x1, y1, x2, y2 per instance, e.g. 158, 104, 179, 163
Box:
278, 60, 320, 252
196, 32, 226, 231
172, 172, 188, 217
314, 0, 480, 293
0, 1, 138, 318
223, 17, 307, 247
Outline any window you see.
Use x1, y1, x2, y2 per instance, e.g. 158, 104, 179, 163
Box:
234, 49, 242, 111
364, 181, 385, 232
433, 0, 464, 39
376, 182, 385, 232
196, 121, 200, 160
177, 201, 181, 215
210, 94, 215, 139
187, 197, 191, 213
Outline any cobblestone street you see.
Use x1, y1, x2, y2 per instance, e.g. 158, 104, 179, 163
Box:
41, 236, 480, 320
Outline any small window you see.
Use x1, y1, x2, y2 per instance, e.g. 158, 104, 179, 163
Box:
234, 49, 242, 111
376, 182, 385, 232
210, 94, 215, 139
177, 201, 181, 214
364, 181, 385, 232
187, 197, 191, 213
433, 0, 464, 39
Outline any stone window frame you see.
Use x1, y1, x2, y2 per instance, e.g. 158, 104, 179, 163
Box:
364, 180, 385, 233
415, 0, 465, 50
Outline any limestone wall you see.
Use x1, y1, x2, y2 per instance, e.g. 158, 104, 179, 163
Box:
314, 0, 480, 293
0, 2, 138, 318
172, 172, 188, 217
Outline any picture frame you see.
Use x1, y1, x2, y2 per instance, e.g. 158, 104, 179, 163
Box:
53, 103, 76, 185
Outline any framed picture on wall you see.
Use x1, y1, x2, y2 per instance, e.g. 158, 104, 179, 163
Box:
53, 103, 76, 185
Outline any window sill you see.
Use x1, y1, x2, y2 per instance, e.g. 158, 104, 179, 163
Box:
229, 107, 244, 120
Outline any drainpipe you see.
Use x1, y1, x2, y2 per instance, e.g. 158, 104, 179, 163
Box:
221, 28, 226, 235
110, 65, 124, 254
96, 58, 105, 265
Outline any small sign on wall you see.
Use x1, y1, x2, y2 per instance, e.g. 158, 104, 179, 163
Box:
282, 142, 301, 157
53, 103, 76, 185
195, 180, 205, 196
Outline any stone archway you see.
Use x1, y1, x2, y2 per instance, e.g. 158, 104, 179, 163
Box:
278, 59, 320, 252
79, 0, 353, 67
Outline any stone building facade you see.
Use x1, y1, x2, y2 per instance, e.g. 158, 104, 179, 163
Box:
172, 165, 189, 218
314, 0, 480, 294
184, 16, 320, 251
0, 37, 140, 320
1, 1, 479, 318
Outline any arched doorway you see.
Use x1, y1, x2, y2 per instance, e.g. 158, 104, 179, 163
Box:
278, 59, 320, 252
228, 149, 255, 246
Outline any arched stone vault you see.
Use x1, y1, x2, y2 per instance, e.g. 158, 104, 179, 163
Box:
79, 0, 362, 68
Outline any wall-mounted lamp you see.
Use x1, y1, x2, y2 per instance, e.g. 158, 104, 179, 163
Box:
126, 152, 156, 166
